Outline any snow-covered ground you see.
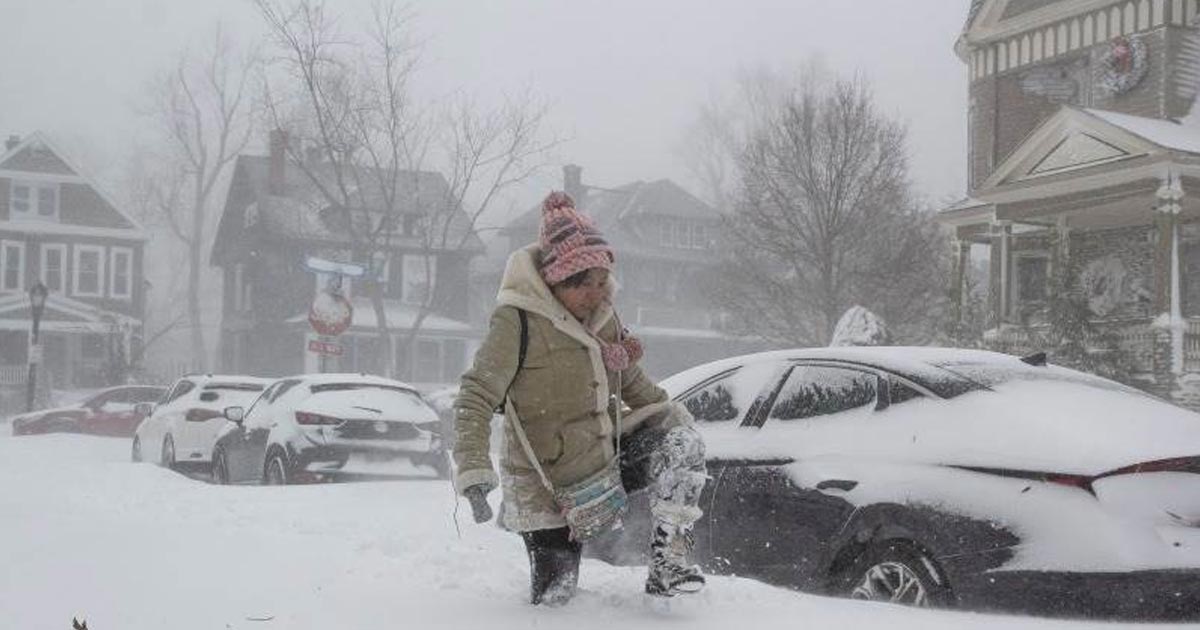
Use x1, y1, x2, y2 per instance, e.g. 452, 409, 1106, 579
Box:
1, 431, 1194, 629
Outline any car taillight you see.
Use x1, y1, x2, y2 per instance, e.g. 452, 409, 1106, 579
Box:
295, 411, 343, 426
1044, 473, 1093, 491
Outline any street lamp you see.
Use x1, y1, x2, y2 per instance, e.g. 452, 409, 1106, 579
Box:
26, 281, 48, 412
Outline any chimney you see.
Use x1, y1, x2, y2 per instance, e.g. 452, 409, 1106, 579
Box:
5, 135, 20, 152
268, 129, 288, 195
563, 164, 584, 205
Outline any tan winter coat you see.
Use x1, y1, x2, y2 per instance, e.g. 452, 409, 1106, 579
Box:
453, 244, 672, 532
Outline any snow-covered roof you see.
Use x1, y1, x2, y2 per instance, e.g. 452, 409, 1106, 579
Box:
284, 298, 474, 334
1083, 109, 1200, 155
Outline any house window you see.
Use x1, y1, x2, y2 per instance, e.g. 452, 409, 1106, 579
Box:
401, 254, 436, 306
1, 240, 25, 292
9, 181, 59, 221
40, 243, 66, 293
660, 220, 673, 246
415, 338, 441, 382
1014, 254, 1049, 308
109, 247, 133, 299
231, 264, 254, 312
442, 339, 466, 382
371, 251, 390, 285
690, 224, 707, 249
73, 245, 105, 297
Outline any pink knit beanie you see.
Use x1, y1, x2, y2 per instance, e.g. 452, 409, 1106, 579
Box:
538, 191, 614, 286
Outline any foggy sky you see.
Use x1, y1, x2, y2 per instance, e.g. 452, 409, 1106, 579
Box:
1, 0, 968, 222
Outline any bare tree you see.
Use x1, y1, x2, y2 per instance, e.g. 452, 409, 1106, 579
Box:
253, 0, 556, 377
138, 25, 256, 371
700, 71, 949, 346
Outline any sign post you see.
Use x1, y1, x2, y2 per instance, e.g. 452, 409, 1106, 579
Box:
303, 257, 363, 373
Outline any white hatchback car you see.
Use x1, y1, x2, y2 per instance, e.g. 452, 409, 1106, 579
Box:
132, 374, 271, 472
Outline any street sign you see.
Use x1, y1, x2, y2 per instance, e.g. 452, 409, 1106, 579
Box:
308, 291, 353, 336
307, 339, 344, 356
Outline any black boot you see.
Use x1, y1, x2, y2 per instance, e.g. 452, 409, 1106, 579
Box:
646, 521, 705, 597
522, 527, 582, 606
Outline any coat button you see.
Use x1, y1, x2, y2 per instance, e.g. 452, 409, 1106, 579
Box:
590, 381, 600, 388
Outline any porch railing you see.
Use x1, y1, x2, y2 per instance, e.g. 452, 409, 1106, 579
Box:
0, 364, 26, 386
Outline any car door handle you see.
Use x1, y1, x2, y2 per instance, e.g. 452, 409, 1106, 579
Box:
815, 479, 858, 492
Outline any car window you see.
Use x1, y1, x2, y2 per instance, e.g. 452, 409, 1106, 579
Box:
164, 380, 197, 405
888, 379, 924, 406
679, 362, 786, 424
269, 379, 303, 402
768, 365, 879, 422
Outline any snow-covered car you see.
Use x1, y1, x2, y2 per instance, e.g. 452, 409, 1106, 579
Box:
211, 373, 448, 485
10, 385, 165, 437
132, 375, 270, 472
595, 347, 1200, 620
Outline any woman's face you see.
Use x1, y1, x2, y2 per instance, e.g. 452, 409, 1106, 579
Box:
553, 268, 610, 321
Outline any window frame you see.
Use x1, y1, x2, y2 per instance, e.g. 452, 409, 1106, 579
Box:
73, 244, 105, 298
40, 243, 67, 293
401, 253, 437, 307
8, 180, 60, 222
0, 239, 26, 292
109, 246, 133, 300
1013, 251, 1050, 308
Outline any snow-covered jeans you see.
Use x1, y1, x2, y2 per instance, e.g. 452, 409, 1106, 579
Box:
519, 422, 707, 605
619, 422, 708, 529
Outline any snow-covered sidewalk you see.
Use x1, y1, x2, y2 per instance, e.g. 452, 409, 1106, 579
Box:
0, 432, 1188, 629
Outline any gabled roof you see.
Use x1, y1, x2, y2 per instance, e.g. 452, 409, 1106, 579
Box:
958, 0, 1091, 58
505, 178, 721, 260
977, 106, 1172, 191
212, 154, 483, 264
0, 131, 146, 236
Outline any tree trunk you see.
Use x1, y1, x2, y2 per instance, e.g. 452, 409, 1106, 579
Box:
370, 282, 393, 377
188, 190, 207, 372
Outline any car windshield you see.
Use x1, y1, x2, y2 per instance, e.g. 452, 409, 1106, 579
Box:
306, 384, 434, 419
934, 361, 1149, 398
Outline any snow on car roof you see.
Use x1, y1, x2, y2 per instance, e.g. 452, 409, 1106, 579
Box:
658, 346, 1024, 397
281, 372, 421, 391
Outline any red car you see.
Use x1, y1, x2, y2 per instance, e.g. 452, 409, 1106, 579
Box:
10, 385, 166, 437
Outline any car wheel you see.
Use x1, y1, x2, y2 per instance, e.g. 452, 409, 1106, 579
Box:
131, 436, 143, 462
212, 449, 230, 485
264, 451, 289, 485
161, 436, 177, 470
844, 541, 951, 608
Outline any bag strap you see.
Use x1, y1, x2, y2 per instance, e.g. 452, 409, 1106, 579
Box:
507, 310, 625, 495
494, 308, 528, 414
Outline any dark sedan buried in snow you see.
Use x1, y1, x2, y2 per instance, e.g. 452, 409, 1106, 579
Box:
211, 373, 449, 484
10, 385, 165, 437
592, 347, 1200, 620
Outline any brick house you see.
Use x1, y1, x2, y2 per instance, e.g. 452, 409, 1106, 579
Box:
494, 166, 765, 379
0, 132, 147, 397
210, 132, 484, 388
941, 0, 1200, 405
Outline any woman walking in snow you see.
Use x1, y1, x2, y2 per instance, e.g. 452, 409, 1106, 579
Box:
452, 191, 708, 606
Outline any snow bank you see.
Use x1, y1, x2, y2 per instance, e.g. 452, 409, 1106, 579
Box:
5, 433, 1185, 628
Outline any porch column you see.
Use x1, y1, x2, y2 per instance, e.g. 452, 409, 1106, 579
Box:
990, 221, 1012, 326
1051, 217, 1070, 296
1155, 169, 1185, 376
951, 239, 971, 325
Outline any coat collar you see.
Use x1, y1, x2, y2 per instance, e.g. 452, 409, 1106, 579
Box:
496, 244, 615, 337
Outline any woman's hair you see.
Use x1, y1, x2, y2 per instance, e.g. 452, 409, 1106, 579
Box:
556, 267, 592, 289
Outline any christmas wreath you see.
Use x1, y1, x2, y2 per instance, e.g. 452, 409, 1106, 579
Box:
1097, 35, 1148, 96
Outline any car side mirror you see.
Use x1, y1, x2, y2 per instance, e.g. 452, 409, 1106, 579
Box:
134, 402, 154, 417
223, 406, 245, 424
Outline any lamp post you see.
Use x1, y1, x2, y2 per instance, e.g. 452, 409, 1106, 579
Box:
26, 281, 48, 412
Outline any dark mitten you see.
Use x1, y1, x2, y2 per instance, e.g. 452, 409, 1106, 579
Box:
464, 484, 494, 523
